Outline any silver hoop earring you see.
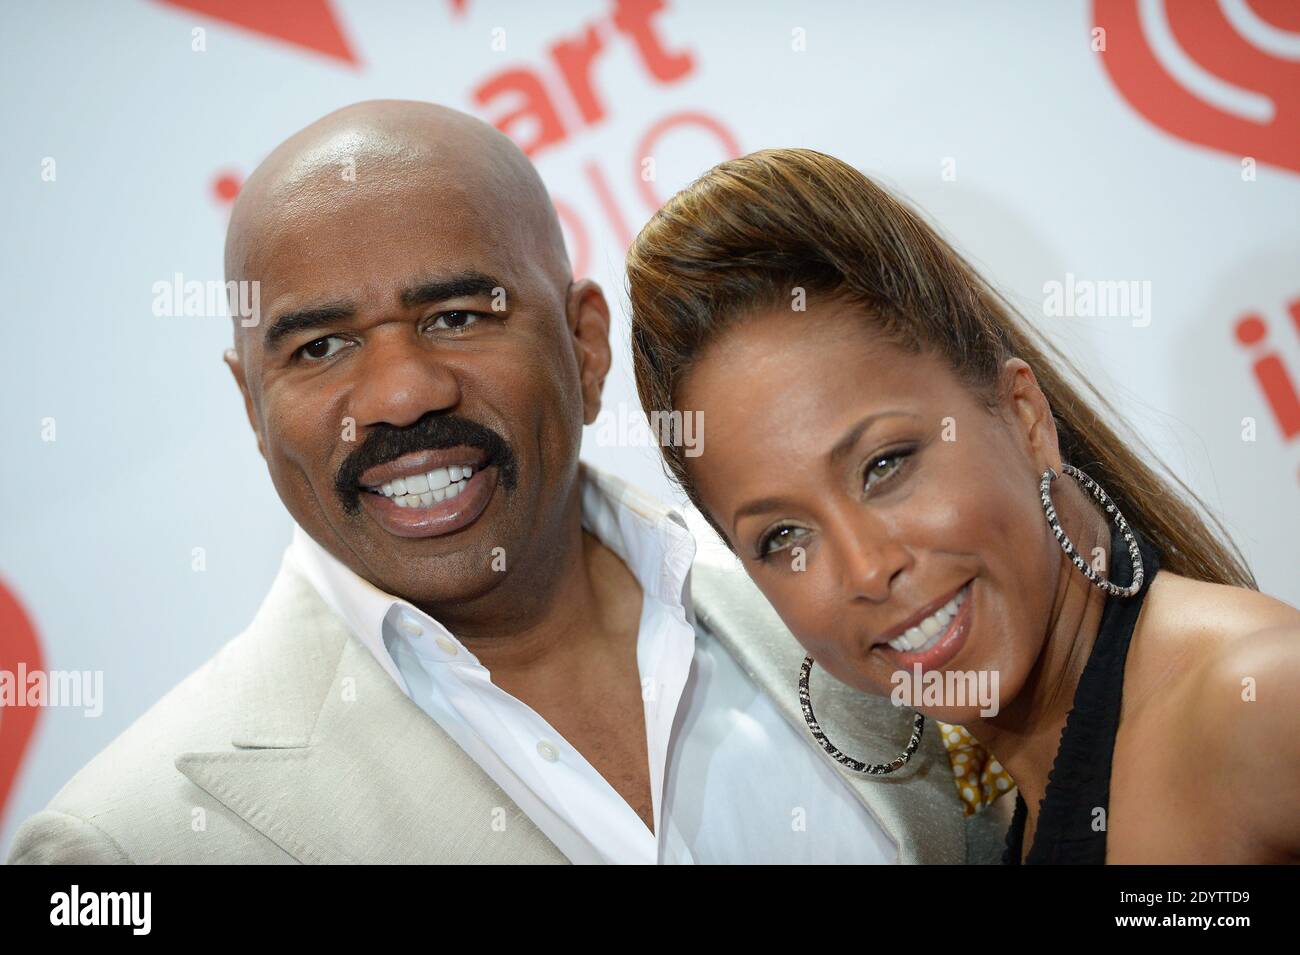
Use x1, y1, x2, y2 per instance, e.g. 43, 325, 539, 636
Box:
798, 656, 925, 775
1040, 464, 1144, 598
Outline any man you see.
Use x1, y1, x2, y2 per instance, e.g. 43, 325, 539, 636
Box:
8, 101, 1009, 864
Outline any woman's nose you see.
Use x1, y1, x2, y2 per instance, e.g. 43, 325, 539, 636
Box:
831, 516, 912, 603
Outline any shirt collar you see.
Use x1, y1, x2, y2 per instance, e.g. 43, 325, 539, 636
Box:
286, 460, 698, 679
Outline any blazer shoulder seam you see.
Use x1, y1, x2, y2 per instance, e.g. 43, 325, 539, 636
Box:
39, 808, 136, 864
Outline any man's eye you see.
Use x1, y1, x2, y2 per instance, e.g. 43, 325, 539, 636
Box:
298, 336, 347, 361
430, 310, 482, 331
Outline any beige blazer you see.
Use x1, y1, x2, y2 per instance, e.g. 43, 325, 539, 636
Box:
7, 514, 1011, 864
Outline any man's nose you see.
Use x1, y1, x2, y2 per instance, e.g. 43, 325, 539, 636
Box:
347, 328, 463, 429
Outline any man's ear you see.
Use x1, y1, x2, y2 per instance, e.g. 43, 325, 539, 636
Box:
224, 346, 267, 460
566, 278, 612, 426
1001, 357, 1060, 473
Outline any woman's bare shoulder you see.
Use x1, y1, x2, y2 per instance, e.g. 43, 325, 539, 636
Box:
1125, 572, 1298, 702
1135, 572, 1298, 732
1138, 573, 1300, 858
1141, 572, 1299, 651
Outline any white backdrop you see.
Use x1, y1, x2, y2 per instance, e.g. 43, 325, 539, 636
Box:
2, 0, 1298, 856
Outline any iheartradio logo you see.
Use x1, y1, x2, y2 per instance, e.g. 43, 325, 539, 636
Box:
1236, 296, 1300, 443
1093, 0, 1300, 175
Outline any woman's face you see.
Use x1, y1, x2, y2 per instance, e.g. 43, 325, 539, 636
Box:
677, 297, 1064, 723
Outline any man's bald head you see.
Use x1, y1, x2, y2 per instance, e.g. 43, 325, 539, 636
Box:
225, 99, 570, 347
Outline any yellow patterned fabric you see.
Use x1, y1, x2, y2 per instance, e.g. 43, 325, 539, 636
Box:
937, 722, 1016, 816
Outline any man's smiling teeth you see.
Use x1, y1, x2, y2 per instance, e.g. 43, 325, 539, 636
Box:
886, 585, 968, 653
374, 465, 474, 509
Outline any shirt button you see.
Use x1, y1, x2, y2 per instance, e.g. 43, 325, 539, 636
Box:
435, 636, 458, 656
397, 613, 423, 638
536, 740, 559, 762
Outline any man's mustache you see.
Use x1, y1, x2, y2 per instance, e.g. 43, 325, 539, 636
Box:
334, 412, 517, 514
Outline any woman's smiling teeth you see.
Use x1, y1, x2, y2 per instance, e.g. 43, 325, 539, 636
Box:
372, 465, 474, 509
885, 584, 968, 653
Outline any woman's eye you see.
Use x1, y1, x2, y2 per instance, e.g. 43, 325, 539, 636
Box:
758, 525, 805, 559
864, 451, 909, 492
430, 310, 481, 331
298, 336, 347, 361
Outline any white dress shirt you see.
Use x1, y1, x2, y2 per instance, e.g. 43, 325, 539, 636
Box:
286, 461, 898, 864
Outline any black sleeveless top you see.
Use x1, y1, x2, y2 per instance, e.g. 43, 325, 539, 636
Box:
1002, 520, 1162, 865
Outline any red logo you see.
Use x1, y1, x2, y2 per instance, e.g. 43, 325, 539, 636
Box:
155, 0, 359, 66
0, 580, 43, 832
1235, 297, 1300, 442
1093, 0, 1300, 174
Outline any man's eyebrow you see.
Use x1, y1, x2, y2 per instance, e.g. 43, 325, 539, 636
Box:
262, 272, 508, 351
264, 302, 356, 350
400, 271, 505, 309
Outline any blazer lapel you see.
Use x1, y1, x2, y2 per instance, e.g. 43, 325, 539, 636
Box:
175, 558, 568, 864
688, 556, 968, 864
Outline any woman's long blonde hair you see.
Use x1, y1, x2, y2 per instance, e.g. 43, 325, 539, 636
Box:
626, 148, 1256, 589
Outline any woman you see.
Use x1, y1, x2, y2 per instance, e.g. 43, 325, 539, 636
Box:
625, 148, 1300, 863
